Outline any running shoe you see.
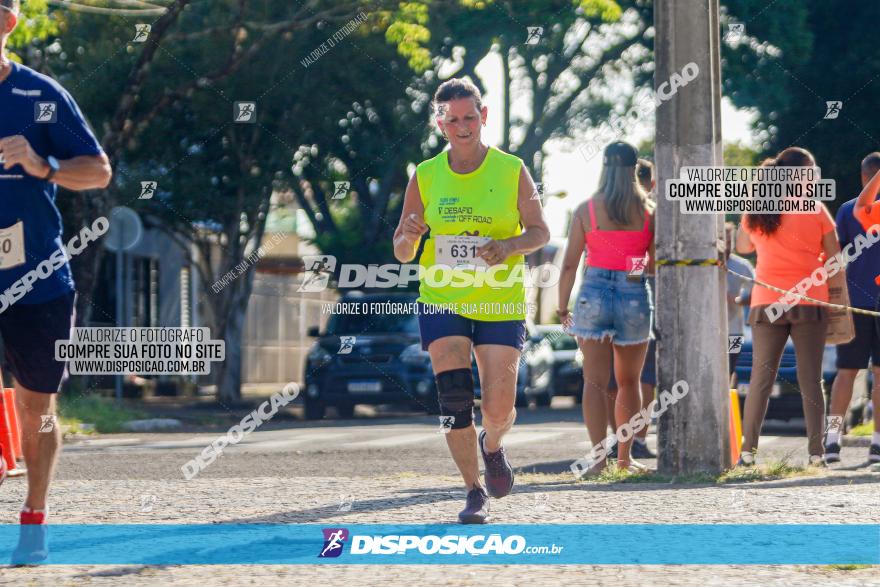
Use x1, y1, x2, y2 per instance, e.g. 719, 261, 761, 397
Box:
479, 430, 514, 498
12, 508, 49, 565
869, 444, 880, 463
20, 508, 47, 525
631, 438, 656, 459
606, 442, 618, 460
458, 487, 490, 524
735, 451, 756, 468
823, 442, 841, 464
808, 454, 826, 468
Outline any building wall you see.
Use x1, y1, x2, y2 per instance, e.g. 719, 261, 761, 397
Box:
241, 274, 336, 384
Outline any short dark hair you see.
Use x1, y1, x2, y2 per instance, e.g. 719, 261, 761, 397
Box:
433, 78, 483, 112
862, 152, 880, 175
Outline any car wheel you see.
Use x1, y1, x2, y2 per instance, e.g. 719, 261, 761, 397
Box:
535, 392, 552, 407
336, 403, 355, 419
304, 399, 326, 420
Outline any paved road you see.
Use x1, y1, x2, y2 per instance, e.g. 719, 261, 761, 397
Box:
1, 400, 878, 585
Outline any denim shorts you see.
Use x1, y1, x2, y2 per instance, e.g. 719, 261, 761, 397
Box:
570, 268, 653, 346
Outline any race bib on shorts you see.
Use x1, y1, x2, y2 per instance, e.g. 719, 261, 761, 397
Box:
0, 221, 26, 270
434, 235, 491, 268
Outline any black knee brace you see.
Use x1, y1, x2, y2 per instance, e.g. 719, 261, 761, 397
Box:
435, 368, 474, 429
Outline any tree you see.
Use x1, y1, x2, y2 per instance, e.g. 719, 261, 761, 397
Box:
722, 0, 872, 208
420, 0, 653, 182
33, 0, 415, 401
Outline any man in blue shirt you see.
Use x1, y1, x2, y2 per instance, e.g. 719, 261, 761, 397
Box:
0, 0, 112, 530
825, 152, 880, 465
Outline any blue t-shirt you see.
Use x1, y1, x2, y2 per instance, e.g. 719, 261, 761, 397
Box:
836, 198, 880, 309
0, 62, 103, 304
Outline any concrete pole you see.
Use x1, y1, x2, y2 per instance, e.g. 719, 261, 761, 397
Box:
655, 0, 730, 473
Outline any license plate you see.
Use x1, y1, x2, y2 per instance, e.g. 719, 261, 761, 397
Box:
434, 235, 490, 268
348, 381, 382, 393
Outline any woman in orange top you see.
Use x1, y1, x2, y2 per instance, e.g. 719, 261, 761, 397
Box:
735, 147, 844, 466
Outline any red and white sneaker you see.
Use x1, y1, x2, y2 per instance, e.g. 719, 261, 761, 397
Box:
13, 507, 49, 564
20, 507, 47, 525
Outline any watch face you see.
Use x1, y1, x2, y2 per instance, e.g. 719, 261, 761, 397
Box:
48, 156, 60, 171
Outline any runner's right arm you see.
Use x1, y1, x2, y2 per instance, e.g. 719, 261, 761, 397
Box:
393, 173, 428, 263
854, 168, 880, 230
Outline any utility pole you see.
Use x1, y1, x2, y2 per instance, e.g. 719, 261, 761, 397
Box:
655, 0, 730, 473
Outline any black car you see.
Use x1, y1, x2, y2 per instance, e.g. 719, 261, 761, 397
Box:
303, 292, 533, 419
733, 318, 838, 422
303, 293, 435, 419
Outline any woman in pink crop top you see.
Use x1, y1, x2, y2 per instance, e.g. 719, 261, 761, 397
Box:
557, 141, 655, 475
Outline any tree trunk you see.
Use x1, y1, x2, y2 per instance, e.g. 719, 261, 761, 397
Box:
215, 277, 253, 404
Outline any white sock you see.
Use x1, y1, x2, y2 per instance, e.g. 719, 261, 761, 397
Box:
825, 415, 844, 445
873, 432, 880, 446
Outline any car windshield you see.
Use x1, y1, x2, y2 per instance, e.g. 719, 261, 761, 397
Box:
325, 301, 419, 335
546, 332, 578, 351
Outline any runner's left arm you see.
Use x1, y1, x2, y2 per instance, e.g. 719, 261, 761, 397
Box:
476, 165, 550, 265
0, 135, 111, 191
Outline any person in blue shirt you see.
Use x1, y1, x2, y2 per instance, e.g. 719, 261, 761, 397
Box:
0, 0, 112, 531
825, 152, 880, 465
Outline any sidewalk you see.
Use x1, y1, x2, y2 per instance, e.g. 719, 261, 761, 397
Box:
1, 469, 878, 585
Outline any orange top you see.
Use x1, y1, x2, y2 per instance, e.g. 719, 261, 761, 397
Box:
855, 204, 880, 232
854, 205, 880, 286
742, 207, 835, 307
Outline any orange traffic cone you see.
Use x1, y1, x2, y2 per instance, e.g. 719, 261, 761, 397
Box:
0, 390, 26, 477
729, 389, 743, 465
3, 388, 23, 461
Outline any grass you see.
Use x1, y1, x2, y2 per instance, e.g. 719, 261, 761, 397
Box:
582, 460, 812, 485
849, 422, 874, 437
58, 394, 147, 434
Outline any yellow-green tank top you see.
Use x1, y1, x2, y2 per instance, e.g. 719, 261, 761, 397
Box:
415, 146, 526, 321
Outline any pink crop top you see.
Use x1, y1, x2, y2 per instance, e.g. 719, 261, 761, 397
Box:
584, 200, 653, 271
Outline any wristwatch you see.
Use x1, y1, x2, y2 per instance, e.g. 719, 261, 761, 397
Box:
42, 156, 60, 182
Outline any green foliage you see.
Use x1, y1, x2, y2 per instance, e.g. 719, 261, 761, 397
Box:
578, 0, 623, 21
723, 1, 880, 208
849, 422, 872, 437
384, 1, 432, 71
6, 0, 58, 56
59, 394, 146, 434
723, 141, 760, 167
